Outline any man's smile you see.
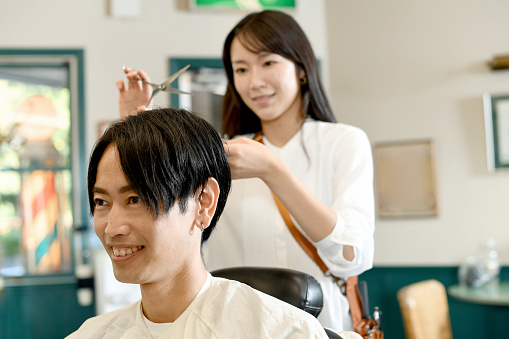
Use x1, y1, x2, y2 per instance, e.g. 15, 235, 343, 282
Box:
111, 245, 144, 257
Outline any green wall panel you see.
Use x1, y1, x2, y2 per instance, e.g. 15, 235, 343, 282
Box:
359, 266, 509, 338
2, 266, 508, 337
0, 283, 94, 338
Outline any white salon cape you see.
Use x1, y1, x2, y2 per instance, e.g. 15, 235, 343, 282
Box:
204, 119, 375, 331
66, 274, 327, 338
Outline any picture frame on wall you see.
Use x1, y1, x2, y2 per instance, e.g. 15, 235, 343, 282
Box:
373, 139, 439, 218
189, 0, 297, 10
483, 93, 509, 172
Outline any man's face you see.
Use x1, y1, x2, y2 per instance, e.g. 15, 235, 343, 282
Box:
91, 144, 199, 285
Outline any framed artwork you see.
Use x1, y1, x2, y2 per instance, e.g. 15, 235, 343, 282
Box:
373, 139, 439, 218
483, 93, 509, 172
190, 0, 296, 10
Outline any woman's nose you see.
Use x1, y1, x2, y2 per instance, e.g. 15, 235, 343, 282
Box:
249, 68, 265, 90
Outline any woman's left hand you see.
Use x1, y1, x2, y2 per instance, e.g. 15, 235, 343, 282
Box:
223, 137, 279, 181
225, 137, 341, 245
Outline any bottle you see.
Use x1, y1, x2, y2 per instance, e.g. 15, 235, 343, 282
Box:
458, 239, 501, 288
479, 238, 500, 287
458, 255, 477, 287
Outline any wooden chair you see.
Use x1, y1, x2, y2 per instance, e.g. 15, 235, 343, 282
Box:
397, 279, 452, 339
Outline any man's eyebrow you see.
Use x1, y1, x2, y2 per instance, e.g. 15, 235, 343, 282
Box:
118, 185, 134, 194
92, 187, 106, 194
92, 185, 133, 194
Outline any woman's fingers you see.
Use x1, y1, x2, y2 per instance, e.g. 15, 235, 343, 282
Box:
116, 79, 126, 92
137, 69, 151, 83
222, 138, 271, 180
118, 67, 153, 118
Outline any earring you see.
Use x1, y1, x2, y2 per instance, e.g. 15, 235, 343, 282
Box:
190, 223, 204, 235
300, 76, 308, 85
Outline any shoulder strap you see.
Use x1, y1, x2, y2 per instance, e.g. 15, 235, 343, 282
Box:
253, 131, 329, 274
272, 191, 330, 274
254, 131, 366, 333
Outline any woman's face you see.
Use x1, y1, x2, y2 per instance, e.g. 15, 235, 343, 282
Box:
230, 37, 304, 124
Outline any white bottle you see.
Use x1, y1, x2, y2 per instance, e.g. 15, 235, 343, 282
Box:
478, 238, 500, 287
458, 255, 477, 287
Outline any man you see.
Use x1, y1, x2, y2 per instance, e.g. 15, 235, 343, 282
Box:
66, 108, 328, 338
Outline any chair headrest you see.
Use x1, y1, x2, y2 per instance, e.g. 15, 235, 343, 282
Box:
211, 266, 324, 317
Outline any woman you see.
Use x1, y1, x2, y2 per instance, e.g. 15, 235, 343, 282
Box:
117, 11, 374, 331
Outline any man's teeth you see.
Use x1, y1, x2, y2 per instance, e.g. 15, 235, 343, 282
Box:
113, 246, 143, 257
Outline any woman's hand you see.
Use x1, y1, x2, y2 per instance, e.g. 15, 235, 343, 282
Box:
116, 67, 153, 119
225, 137, 338, 243
223, 137, 279, 181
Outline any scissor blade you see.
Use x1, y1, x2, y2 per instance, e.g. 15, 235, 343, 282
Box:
145, 88, 163, 108
163, 87, 193, 95
160, 64, 191, 88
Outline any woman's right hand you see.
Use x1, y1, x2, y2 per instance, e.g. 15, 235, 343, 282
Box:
116, 67, 153, 119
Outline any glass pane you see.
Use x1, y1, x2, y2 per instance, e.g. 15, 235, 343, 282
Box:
0, 65, 73, 276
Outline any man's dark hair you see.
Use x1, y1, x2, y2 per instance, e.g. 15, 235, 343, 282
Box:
87, 108, 231, 243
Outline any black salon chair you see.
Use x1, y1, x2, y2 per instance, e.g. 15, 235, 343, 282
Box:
211, 266, 352, 339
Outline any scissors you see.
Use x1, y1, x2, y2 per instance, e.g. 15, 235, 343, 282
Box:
123, 64, 192, 107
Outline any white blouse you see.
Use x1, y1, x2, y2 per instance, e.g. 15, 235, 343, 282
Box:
204, 119, 375, 331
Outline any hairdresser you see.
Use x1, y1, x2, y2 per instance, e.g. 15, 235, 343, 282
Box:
116, 10, 375, 331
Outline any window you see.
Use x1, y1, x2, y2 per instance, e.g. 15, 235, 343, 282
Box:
0, 50, 86, 278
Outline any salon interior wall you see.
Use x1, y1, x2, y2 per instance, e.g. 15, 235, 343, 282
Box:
2, 0, 507, 267
3, 0, 507, 267
326, 0, 509, 267
0, 0, 329, 158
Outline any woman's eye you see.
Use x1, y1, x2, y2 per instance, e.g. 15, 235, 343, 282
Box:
264, 60, 275, 66
234, 67, 247, 74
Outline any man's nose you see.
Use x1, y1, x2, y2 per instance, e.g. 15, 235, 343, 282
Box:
104, 204, 131, 237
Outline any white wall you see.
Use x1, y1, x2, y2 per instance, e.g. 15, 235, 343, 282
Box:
0, 0, 328, 155
4, 0, 507, 268
326, 0, 509, 265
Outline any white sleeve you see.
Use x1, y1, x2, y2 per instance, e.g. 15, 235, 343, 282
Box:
313, 127, 375, 277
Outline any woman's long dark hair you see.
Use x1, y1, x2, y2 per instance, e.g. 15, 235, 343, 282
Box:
222, 10, 336, 138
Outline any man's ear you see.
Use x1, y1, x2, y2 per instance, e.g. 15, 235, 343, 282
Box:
195, 178, 220, 229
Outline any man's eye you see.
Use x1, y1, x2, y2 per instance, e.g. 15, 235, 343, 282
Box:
128, 196, 140, 204
94, 199, 108, 207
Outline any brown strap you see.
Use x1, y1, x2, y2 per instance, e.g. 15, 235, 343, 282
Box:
346, 276, 364, 331
253, 131, 330, 274
272, 192, 330, 274
253, 132, 378, 337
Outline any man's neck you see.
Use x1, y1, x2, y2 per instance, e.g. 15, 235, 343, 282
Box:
139, 262, 208, 323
